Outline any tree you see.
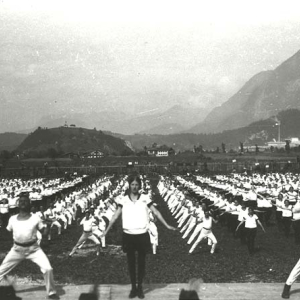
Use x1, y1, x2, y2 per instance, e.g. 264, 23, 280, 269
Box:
215, 147, 220, 153
240, 142, 244, 153
199, 145, 203, 153
47, 148, 58, 159
255, 144, 259, 155
0, 150, 12, 160
221, 143, 226, 153
285, 140, 291, 152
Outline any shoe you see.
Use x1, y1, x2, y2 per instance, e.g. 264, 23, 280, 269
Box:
48, 293, 60, 299
128, 289, 137, 298
137, 286, 144, 299
282, 284, 291, 299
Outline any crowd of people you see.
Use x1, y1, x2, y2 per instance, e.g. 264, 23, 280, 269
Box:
1, 171, 300, 299
0, 173, 169, 299
158, 172, 300, 299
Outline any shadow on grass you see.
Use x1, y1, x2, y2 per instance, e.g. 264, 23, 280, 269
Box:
16, 285, 66, 296
290, 288, 300, 296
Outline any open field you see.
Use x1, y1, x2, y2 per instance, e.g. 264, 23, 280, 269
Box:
1, 151, 299, 168
1, 188, 300, 285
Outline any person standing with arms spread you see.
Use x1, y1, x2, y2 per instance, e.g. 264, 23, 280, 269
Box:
0, 194, 59, 299
102, 175, 176, 299
236, 207, 266, 255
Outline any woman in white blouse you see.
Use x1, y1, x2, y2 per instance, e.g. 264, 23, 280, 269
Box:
236, 207, 265, 255
102, 175, 176, 299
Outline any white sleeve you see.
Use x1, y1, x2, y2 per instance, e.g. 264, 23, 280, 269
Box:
145, 195, 153, 207
6, 216, 13, 232
117, 196, 124, 207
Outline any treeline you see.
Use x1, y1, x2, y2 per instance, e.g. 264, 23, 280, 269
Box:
122, 109, 300, 151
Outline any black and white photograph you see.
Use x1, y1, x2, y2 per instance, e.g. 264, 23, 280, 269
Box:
1, 0, 300, 299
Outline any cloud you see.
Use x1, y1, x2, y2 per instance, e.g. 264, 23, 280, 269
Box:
1, 0, 300, 132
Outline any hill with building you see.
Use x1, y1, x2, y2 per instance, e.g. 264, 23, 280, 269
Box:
189, 49, 300, 134
3, 109, 300, 155
16, 127, 133, 157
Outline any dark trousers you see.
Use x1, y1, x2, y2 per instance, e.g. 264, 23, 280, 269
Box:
226, 214, 238, 233
0, 213, 9, 228
282, 217, 292, 237
292, 219, 300, 244
237, 222, 246, 244
245, 228, 257, 254
127, 250, 146, 289
276, 211, 283, 231
263, 207, 272, 225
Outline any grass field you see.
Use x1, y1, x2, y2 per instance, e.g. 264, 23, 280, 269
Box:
1, 188, 300, 285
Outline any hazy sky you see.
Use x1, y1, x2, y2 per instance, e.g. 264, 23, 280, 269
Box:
1, 0, 300, 132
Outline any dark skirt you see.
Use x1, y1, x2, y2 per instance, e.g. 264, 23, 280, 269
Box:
122, 231, 151, 254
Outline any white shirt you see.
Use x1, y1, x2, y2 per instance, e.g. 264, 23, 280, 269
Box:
282, 205, 293, 217
257, 198, 272, 208
276, 199, 283, 212
80, 216, 96, 232
244, 191, 257, 201
244, 214, 258, 228
7, 214, 45, 243
8, 197, 18, 208
0, 203, 9, 214
293, 201, 300, 220
202, 216, 213, 230
55, 202, 64, 212
45, 208, 56, 220
118, 194, 153, 234
238, 208, 248, 221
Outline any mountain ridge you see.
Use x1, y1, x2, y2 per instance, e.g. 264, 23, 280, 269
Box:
188, 49, 300, 134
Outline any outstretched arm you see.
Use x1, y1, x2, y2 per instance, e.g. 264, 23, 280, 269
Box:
257, 219, 266, 233
102, 206, 122, 236
236, 220, 245, 231
149, 204, 177, 230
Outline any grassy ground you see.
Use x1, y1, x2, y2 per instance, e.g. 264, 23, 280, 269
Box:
1, 191, 300, 285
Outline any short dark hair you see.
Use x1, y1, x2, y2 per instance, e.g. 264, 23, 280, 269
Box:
18, 194, 30, 202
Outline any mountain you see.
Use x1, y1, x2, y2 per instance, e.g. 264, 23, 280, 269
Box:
118, 109, 300, 151
27, 105, 209, 135
0, 132, 27, 151
138, 123, 186, 135
189, 49, 300, 134
16, 127, 133, 156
